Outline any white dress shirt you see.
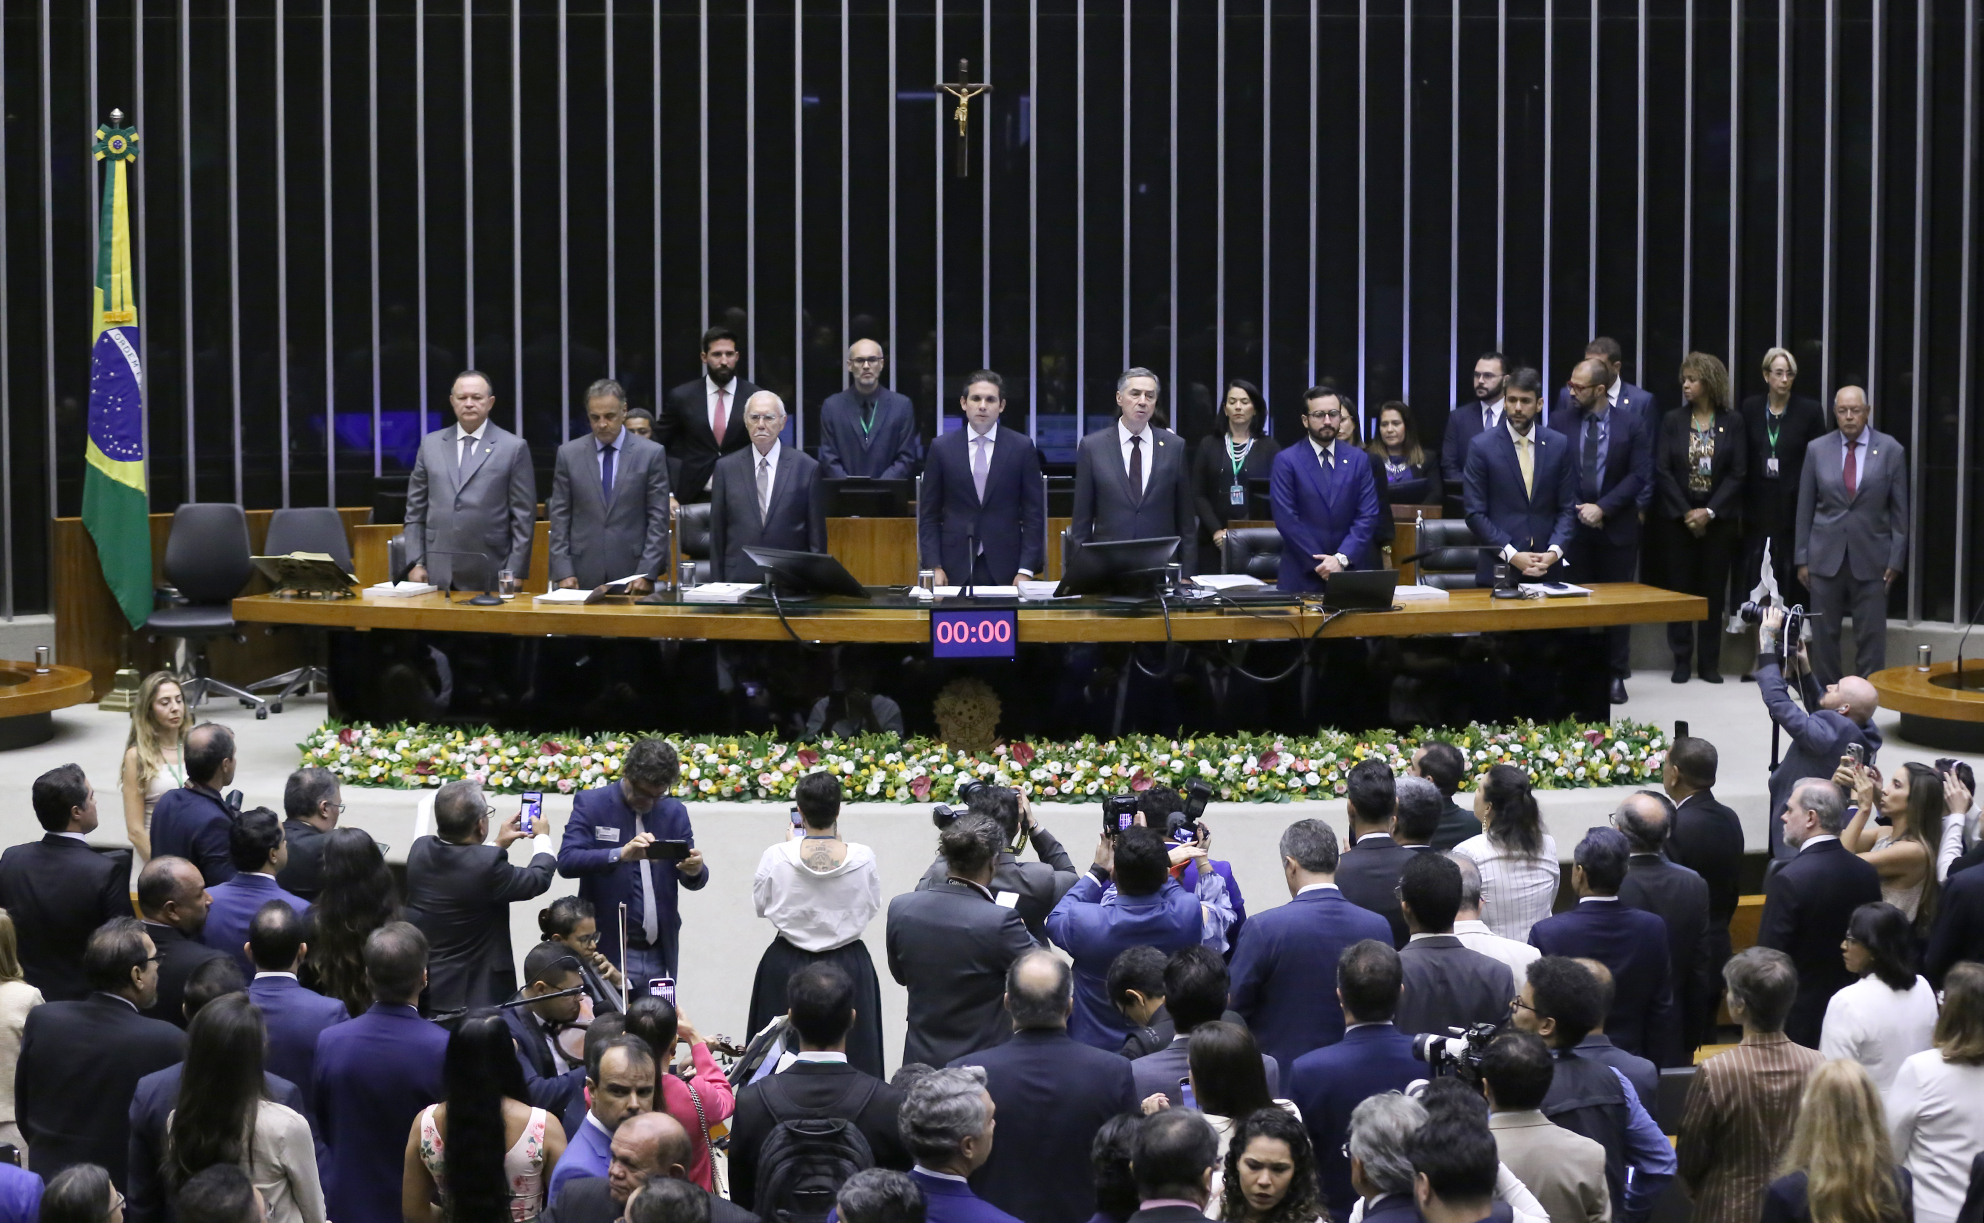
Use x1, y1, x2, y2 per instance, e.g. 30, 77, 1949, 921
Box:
454, 419, 490, 470
1840, 430, 1867, 476
706, 374, 739, 432
1820, 974, 1939, 1095
1451, 833, 1562, 943
752, 439, 784, 504
1889, 1049, 1984, 1223
1117, 421, 1154, 496
1453, 917, 1543, 980
751, 837, 881, 952
1936, 802, 1981, 881
1295, 881, 1341, 896
1479, 398, 1506, 431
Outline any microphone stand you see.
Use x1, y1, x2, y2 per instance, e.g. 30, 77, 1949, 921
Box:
618, 901, 630, 1012
423, 549, 506, 606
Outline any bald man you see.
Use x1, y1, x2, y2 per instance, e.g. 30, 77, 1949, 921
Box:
1755, 605, 1883, 860
1556, 358, 1654, 704
545, 1110, 759, 1223
709, 392, 827, 584
1794, 386, 1907, 685
818, 340, 925, 480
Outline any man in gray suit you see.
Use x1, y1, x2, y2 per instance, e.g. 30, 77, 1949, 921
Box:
1794, 386, 1908, 684
406, 370, 538, 590
1069, 367, 1197, 574
548, 379, 672, 593
708, 392, 826, 584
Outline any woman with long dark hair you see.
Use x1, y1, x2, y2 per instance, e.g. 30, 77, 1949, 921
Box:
1654, 352, 1747, 684
304, 827, 399, 1016
1840, 761, 1945, 930
1220, 1108, 1324, 1223
1182, 1022, 1300, 1215
403, 1011, 567, 1223
1452, 765, 1560, 942
622, 996, 734, 1194
1363, 403, 1436, 506
161, 993, 323, 1223
1087, 1114, 1143, 1223
1821, 902, 1939, 1095
1192, 379, 1282, 569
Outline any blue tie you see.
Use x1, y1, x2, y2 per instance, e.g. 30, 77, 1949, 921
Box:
600, 443, 616, 502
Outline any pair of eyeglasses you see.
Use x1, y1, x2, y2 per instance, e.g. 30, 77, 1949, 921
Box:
1510, 996, 1537, 1015
849, 356, 885, 365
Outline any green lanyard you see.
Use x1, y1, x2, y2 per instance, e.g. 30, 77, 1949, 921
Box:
1765, 413, 1782, 456
1227, 436, 1254, 479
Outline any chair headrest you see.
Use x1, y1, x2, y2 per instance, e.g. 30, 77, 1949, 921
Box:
677, 501, 713, 558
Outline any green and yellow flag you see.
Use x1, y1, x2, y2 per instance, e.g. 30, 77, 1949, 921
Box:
84, 119, 151, 630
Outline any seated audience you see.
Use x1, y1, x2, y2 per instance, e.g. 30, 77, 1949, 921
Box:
1889, 961, 1984, 1223
1410, 744, 1479, 851
1562, 959, 1657, 1122
1527, 829, 1676, 1064
898, 1066, 1019, 1223
1346, 1093, 1427, 1223
1404, 1102, 1500, 1223
1334, 761, 1414, 948
135, 857, 223, 1028
1133, 948, 1278, 1107
148, 726, 240, 887
1047, 826, 1201, 1051
40, 1166, 124, 1223
173, 1166, 264, 1223
1765, 1059, 1913, 1223
1821, 902, 1939, 1095
1218, 1108, 1323, 1223
1445, 855, 1538, 984
1129, 1110, 1222, 1223
1394, 854, 1513, 1036
301, 828, 399, 1017
201, 810, 309, 976
1451, 767, 1559, 942
0, 909, 42, 1156
403, 1009, 568, 1223
275, 768, 341, 902
503, 942, 588, 1118
1088, 1115, 1144, 1223
837, 1170, 926, 1223
1477, 1030, 1608, 1223
548, 1034, 655, 1198
1612, 791, 1715, 1056
1, 766, 131, 1001
621, 995, 735, 1195
244, 901, 347, 1113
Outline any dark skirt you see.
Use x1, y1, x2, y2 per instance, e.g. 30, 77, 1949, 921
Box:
747, 934, 886, 1080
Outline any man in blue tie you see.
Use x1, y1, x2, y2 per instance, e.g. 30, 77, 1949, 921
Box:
1558, 358, 1653, 705
1438, 352, 1508, 508
1268, 388, 1384, 592
202, 808, 310, 976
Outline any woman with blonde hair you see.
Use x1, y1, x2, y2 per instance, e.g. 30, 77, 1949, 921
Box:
0, 909, 42, 1156
119, 672, 191, 884
1888, 961, 1984, 1223
1763, 1059, 1912, 1223
1654, 352, 1746, 684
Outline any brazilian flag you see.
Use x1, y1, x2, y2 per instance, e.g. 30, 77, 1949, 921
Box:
83, 120, 151, 630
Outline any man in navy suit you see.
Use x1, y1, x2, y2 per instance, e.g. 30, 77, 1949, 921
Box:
1661, 738, 1745, 1018
709, 392, 828, 583
0, 765, 135, 1002
654, 326, 760, 503
1438, 352, 1508, 509
559, 739, 708, 983
1757, 778, 1884, 1047
202, 807, 310, 975
1612, 791, 1716, 1058
245, 900, 348, 1113
1555, 358, 1654, 704
819, 339, 924, 479
1464, 367, 1579, 586
148, 725, 240, 888
918, 371, 1046, 587
899, 1067, 1025, 1223
1069, 368, 1198, 575
135, 856, 225, 1028
1286, 939, 1423, 1223
1129, 947, 1280, 1106
313, 922, 450, 1223
1046, 826, 1200, 1051
406, 779, 558, 1015
503, 941, 588, 1117
952, 951, 1138, 1223
1227, 819, 1393, 1067
1394, 853, 1514, 1037
1126, 1111, 1222, 1223
1550, 337, 1662, 461
1527, 828, 1678, 1065
1270, 388, 1384, 591
1334, 761, 1423, 947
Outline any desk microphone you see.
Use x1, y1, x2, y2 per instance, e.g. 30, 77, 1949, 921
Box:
421, 550, 506, 606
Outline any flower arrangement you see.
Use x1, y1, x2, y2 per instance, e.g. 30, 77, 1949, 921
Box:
296, 719, 1667, 802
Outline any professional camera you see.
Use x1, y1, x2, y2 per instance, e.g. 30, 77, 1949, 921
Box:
1409, 1023, 1499, 1081
931, 778, 995, 829
1164, 780, 1215, 843
1737, 600, 1807, 652
1102, 794, 1140, 835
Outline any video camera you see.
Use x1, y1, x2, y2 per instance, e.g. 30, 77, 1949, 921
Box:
1409, 1023, 1499, 1082
1737, 599, 1809, 654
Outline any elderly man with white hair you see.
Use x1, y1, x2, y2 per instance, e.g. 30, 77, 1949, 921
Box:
709, 389, 827, 583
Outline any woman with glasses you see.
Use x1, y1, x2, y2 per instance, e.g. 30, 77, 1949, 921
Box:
1820, 902, 1938, 1096
538, 897, 622, 1063
1192, 380, 1282, 570
404, 1010, 567, 1223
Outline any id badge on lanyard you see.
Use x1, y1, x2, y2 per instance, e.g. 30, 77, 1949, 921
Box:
1230, 484, 1246, 507
1765, 456, 1780, 478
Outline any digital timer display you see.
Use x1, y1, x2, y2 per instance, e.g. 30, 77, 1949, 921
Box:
930, 608, 1018, 659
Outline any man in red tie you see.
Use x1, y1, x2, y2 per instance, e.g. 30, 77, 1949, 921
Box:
1794, 386, 1909, 686
656, 326, 761, 504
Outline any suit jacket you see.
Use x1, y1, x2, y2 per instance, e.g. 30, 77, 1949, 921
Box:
1739, 395, 1827, 534
548, 429, 673, 586
127, 1064, 313, 1223
1287, 1023, 1423, 1221
729, 1060, 911, 1210
203, 872, 311, 975
1757, 656, 1882, 858
138, 921, 225, 1028
656, 375, 762, 502
1431, 800, 1483, 851
1654, 407, 1747, 521
1335, 836, 1430, 948
1550, 402, 1654, 546
148, 785, 238, 887
1395, 934, 1516, 1036
916, 831, 1080, 941
1795, 427, 1909, 580
403, 420, 538, 589
1926, 865, 1984, 987
1227, 887, 1394, 1067
1069, 424, 1198, 575
1755, 839, 1884, 1047
1573, 1033, 1659, 1123
247, 974, 348, 1113
709, 444, 827, 584
910, 1170, 1026, 1223
1269, 440, 1384, 590
546, 1176, 760, 1223
953, 1029, 1140, 1223
404, 835, 557, 1014
916, 425, 1047, 583
885, 879, 1035, 1068
1124, 1205, 1215, 1223
1488, 1109, 1611, 1223
1669, 792, 1745, 929
1129, 1035, 1279, 1107
1550, 380, 1661, 443
17, 993, 186, 1189
1618, 854, 1716, 1056
818, 388, 924, 480
1192, 433, 1282, 539
312, 1002, 450, 1223
557, 787, 708, 975
503, 1001, 587, 1117
1441, 400, 1501, 493
276, 819, 331, 901
1463, 422, 1579, 584
1528, 900, 1677, 1064
1045, 876, 1202, 1050
0, 834, 134, 1001
1361, 1193, 1429, 1223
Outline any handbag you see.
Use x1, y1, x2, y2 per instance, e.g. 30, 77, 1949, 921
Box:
684, 1079, 725, 1198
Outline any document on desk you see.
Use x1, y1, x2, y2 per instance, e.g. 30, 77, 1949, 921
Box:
1517, 582, 1592, 597
934, 585, 1020, 598
681, 582, 761, 604
1016, 580, 1063, 601
364, 581, 438, 598
1192, 574, 1268, 590
1393, 584, 1451, 601
532, 587, 601, 605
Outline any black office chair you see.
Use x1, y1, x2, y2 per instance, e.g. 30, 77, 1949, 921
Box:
1415, 517, 1485, 590
1221, 528, 1283, 582
248, 507, 355, 712
677, 501, 714, 585
143, 503, 269, 719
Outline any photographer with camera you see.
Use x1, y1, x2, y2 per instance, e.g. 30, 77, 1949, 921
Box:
1046, 824, 1201, 1051
917, 783, 1077, 941
1141, 784, 1248, 950
1754, 605, 1883, 861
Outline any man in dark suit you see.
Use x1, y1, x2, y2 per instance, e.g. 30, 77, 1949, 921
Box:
886, 815, 1036, 1068
1526, 828, 1677, 1064
1411, 743, 1481, 851
1567, 958, 1659, 1121
403, 369, 539, 590
1335, 760, 1420, 947
406, 779, 558, 1015
503, 942, 588, 1116
1795, 387, 1909, 684
1757, 778, 1885, 1047
16, 917, 187, 1189
1286, 939, 1423, 1223
1463, 367, 1579, 586
1740, 349, 1827, 608
1926, 864, 1984, 987
952, 951, 1138, 1223
655, 326, 761, 503
1612, 792, 1716, 1057
1045, 826, 1201, 1051
548, 1034, 656, 1197
1129, 946, 1280, 1105
1269, 388, 1385, 590
313, 921, 451, 1223
728, 962, 910, 1210
1348, 1094, 1432, 1223
917, 370, 1046, 587
148, 725, 240, 888
892, 1069, 1022, 1223
1394, 853, 1514, 1036
134, 855, 224, 1028
819, 339, 924, 480
245, 900, 348, 1113
1661, 737, 1744, 1015
915, 785, 1077, 941
547, 1112, 761, 1223
1439, 352, 1508, 510
1228, 819, 1393, 1067
1555, 357, 1654, 704
709, 391, 827, 583
1755, 609, 1883, 858
549, 379, 673, 593
0, 765, 136, 1002
1548, 338, 1662, 451
1069, 367, 1198, 575
276, 766, 340, 902
1406, 1111, 1504, 1223
1126, 1110, 1222, 1223
202, 807, 310, 975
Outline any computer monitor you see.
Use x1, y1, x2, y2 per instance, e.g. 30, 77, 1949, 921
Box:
1052, 536, 1182, 598
818, 477, 913, 518
741, 546, 870, 599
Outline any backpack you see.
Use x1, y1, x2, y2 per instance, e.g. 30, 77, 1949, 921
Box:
752, 1074, 879, 1223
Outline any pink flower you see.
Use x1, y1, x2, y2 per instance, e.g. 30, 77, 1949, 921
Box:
1129, 770, 1153, 792
338, 728, 357, 746
1259, 750, 1282, 770
556, 778, 574, 793
541, 740, 566, 757
1583, 729, 1604, 746
797, 748, 821, 767
909, 774, 932, 799
1010, 742, 1037, 765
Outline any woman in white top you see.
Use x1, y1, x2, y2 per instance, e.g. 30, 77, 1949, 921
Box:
1820, 901, 1939, 1095
0, 910, 42, 1156
1888, 961, 1984, 1223
1452, 765, 1560, 943
120, 672, 190, 890
404, 1011, 567, 1223
1840, 760, 1944, 930
748, 770, 884, 1077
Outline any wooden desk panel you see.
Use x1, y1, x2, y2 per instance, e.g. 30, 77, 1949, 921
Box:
825, 519, 920, 586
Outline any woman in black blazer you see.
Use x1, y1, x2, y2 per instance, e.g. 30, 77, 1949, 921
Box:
1363, 401, 1439, 505
1192, 379, 1282, 571
1654, 352, 1747, 684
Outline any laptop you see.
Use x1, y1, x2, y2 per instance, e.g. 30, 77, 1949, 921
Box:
1321, 568, 1401, 610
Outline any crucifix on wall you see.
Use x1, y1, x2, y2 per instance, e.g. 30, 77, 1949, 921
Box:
937, 58, 992, 178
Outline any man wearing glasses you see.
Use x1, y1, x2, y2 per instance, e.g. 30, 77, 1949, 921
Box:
1069, 368, 1200, 575
277, 766, 345, 902
819, 339, 925, 480
1268, 386, 1384, 592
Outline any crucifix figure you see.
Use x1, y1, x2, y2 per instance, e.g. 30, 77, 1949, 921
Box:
937, 57, 992, 178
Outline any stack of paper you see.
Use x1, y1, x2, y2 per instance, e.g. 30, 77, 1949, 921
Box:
681, 582, 761, 604
1017, 580, 1063, 601
1192, 573, 1268, 590
933, 585, 1020, 598
1393, 584, 1451, 601
532, 588, 598, 605
364, 581, 437, 598
1518, 582, 1592, 598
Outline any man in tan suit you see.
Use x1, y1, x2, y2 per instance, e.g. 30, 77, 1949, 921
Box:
1479, 1029, 1612, 1223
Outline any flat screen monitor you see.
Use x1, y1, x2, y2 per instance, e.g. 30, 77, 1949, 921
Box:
818, 477, 913, 518
1053, 536, 1181, 598
741, 546, 870, 599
